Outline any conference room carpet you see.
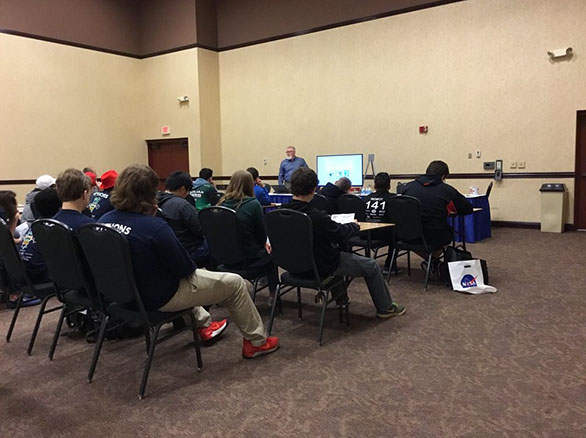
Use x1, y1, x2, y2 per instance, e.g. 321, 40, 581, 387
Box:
0, 228, 584, 438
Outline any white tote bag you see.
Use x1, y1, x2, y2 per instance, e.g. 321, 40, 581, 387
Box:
447, 260, 497, 294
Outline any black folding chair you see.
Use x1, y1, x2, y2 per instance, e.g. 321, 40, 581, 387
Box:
309, 193, 328, 211
31, 219, 112, 370
77, 223, 202, 399
337, 194, 387, 258
385, 195, 443, 290
265, 209, 349, 345
199, 206, 275, 303
0, 219, 58, 353
486, 181, 494, 198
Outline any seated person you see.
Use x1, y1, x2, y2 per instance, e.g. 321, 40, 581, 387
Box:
398, 160, 472, 256
157, 171, 211, 267
218, 171, 279, 307
21, 174, 56, 225
18, 187, 62, 284
99, 165, 278, 358
317, 177, 351, 214
84, 170, 99, 194
87, 170, 118, 220
54, 168, 96, 229
364, 172, 399, 274
191, 168, 221, 210
0, 191, 39, 307
284, 168, 405, 319
246, 167, 271, 205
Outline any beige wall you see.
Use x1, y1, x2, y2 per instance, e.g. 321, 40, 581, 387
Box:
0, 35, 205, 201
141, 49, 202, 172
0, 33, 144, 186
219, 0, 585, 222
197, 49, 223, 173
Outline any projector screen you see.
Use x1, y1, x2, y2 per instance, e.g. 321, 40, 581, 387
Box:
316, 154, 364, 187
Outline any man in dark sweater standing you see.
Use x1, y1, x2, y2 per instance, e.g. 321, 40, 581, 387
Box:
284, 168, 405, 319
99, 165, 279, 358
399, 160, 472, 254
157, 171, 210, 267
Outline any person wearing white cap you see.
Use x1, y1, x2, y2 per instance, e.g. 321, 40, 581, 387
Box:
20, 174, 56, 224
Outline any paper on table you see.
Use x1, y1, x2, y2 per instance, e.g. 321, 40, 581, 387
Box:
331, 213, 355, 224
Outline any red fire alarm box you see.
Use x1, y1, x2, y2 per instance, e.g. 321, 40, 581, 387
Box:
419, 126, 428, 134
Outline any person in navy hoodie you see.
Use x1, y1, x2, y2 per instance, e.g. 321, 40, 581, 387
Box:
87, 169, 118, 220
54, 168, 96, 230
99, 165, 279, 358
18, 187, 62, 284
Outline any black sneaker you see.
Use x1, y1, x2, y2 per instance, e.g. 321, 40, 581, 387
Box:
376, 302, 406, 319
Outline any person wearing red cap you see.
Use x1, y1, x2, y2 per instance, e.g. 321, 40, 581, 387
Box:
84, 171, 98, 194
87, 170, 118, 220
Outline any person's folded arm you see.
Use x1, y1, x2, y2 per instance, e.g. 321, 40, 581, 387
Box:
183, 203, 202, 236
451, 190, 474, 216
153, 224, 196, 277
256, 186, 271, 205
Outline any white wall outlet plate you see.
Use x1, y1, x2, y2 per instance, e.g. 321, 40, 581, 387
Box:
510, 161, 517, 169
476, 150, 481, 158
518, 161, 526, 169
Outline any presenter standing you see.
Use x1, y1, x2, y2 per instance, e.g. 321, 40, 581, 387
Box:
278, 146, 308, 190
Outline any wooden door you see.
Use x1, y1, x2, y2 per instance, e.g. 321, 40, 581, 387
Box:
575, 111, 586, 230
147, 138, 189, 190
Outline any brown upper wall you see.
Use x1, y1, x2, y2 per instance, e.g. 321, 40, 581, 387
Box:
216, 0, 464, 49
139, 0, 197, 56
0, 0, 463, 55
195, 0, 218, 49
0, 0, 197, 57
0, 0, 141, 55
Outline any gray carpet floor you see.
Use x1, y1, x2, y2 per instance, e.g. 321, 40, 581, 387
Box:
0, 228, 584, 438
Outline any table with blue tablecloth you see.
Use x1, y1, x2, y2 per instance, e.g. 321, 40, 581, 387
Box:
448, 195, 491, 244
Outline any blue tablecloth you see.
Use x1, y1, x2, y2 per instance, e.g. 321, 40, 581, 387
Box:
448, 195, 491, 243
268, 194, 294, 205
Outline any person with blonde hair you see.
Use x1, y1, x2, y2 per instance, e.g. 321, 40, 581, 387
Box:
218, 171, 279, 307
99, 165, 279, 358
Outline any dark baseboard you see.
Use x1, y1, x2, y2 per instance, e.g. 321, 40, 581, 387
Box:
492, 221, 576, 232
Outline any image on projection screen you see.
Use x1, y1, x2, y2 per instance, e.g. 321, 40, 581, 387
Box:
316, 154, 363, 187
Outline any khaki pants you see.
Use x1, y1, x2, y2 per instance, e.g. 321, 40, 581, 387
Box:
158, 269, 267, 346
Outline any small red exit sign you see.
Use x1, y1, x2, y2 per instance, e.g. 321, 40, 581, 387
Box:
161, 125, 171, 135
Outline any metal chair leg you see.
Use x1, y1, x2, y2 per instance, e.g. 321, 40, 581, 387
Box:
139, 325, 161, 400
297, 287, 303, 320
186, 312, 203, 371
144, 329, 151, 356
6, 291, 25, 342
48, 305, 67, 361
88, 315, 109, 383
387, 249, 398, 284
345, 296, 351, 328
27, 295, 54, 356
407, 251, 412, 276
318, 290, 329, 346
267, 284, 281, 336
424, 253, 433, 291
252, 277, 260, 303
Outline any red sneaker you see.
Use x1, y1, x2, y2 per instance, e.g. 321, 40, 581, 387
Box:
242, 337, 280, 359
198, 319, 229, 343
